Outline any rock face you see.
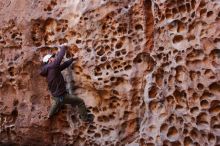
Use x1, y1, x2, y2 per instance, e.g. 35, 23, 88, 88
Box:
0, 0, 220, 145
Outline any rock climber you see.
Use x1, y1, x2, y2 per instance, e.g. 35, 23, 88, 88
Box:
39, 45, 93, 122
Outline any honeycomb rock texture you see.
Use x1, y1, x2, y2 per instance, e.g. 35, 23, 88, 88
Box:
0, 0, 220, 145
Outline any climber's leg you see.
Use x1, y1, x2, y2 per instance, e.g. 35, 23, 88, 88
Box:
63, 93, 89, 121
48, 96, 62, 118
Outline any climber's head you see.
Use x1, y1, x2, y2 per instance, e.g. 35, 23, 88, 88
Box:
42, 54, 55, 64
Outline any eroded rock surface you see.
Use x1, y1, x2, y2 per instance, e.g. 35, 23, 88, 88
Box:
0, 0, 220, 145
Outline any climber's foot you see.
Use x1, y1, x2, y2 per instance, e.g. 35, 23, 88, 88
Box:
86, 114, 94, 123
80, 114, 94, 124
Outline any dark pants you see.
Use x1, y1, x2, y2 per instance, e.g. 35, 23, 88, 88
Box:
49, 93, 88, 121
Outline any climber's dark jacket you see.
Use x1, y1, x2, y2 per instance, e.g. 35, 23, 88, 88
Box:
40, 46, 74, 97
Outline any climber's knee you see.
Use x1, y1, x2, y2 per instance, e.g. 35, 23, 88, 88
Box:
48, 97, 61, 118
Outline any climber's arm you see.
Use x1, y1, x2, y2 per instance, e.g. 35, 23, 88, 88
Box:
60, 58, 74, 71
49, 46, 67, 67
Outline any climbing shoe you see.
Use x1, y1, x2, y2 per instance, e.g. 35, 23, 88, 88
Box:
86, 114, 94, 123
80, 113, 94, 123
